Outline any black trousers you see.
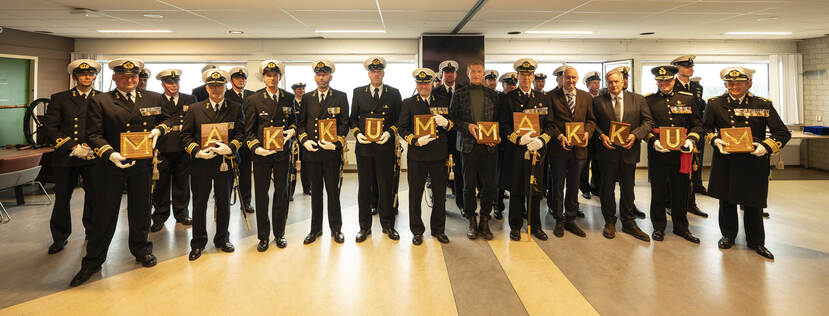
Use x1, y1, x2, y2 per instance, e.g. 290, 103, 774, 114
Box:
494, 148, 506, 209
82, 165, 153, 269
462, 145, 496, 218
190, 171, 231, 249
719, 201, 765, 246
551, 153, 586, 223
357, 155, 395, 230
408, 160, 447, 235
50, 164, 96, 243
238, 146, 253, 204
599, 159, 637, 226
253, 158, 290, 241
308, 159, 342, 233
649, 159, 690, 232
579, 140, 597, 194
152, 151, 190, 223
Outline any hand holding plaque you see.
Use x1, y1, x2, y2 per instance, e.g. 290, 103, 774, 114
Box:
659, 127, 687, 151
318, 118, 337, 143
263, 126, 284, 151
565, 122, 587, 147
476, 122, 500, 144
720, 127, 754, 153
414, 115, 437, 138
201, 123, 228, 148
363, 118, 384, 142
513, 113, 540, 137
120, 131, 153, 159
609, 121, 631, 147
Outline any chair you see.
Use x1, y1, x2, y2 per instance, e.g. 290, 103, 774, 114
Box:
0, 166, 52, 223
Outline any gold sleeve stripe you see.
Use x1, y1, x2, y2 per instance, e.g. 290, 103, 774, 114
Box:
337, 136, 346, 146
539, 133, 551, 144
95, 145, 113, 158
645, 132, 655, 142
447, 120, 454, 131
508, 132, 519, 144
405, 134, 415, 145
389, 126, 398, 134
247, 139, 260, 148
230, 140, 242, 149
185, 143, 198, 155
687, 132, 701, 141
158, 124, 171, 134
350, 127, 360, 135
54, 137, 71, 149
763, 138, 782, 154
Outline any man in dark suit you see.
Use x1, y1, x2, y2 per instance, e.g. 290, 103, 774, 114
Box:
592, 68, 654, 242
224, 66, 256, 212
297, 60, 349, 245
548, 67, 596, 238
433, 60, 465, 212
44, 59, 101, 254
71, 58, 167, 286
448, 62, 501, 240
244, 60, 296, 251
191, 64, 219, 102
150, 69, 195, 232
350, 56, 403, 242
671, 55, 709, 218
180, 69, 244, 261
290, 82, 311, 196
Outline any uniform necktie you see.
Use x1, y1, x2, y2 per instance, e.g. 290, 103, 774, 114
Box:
448, 87, 453, 95
125, 93, 133, 103
373, 87, 379, 101
613, 95, 622, 120
321, 92, 326, 103
168, 95, 174, 105
238, 92, 244, 101
81, 93, 87, 100
567, 92, 576, 116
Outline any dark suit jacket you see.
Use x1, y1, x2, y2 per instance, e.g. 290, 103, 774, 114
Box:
244, 88, 295, 162
45, 87, 101, 167
297, 88, 350, 162
498, 88, 553, 194
225, 88, 254, 106
350, 84, 402, 157
548, 88, 597, 159
591, 91, 654, 164
448, 84, 500, 153
156, 93, 196, 153
180, 99, 245, 176
191, 84, 208, 102
398, 94, 452, 162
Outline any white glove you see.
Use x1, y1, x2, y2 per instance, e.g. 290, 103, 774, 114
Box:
254, 147, 276, 156
519, 133, 534, 145
195, 148, 216, 159
283, 128, 296, 140
681, 139, 695, 153
713, 138, 730, 155
653, 140, 670, 153
149, 128, 161, 149
70, 145, 91, 158
213, 142, 232, 155
416, 135, 435, 146
303, 140, 319, 152
377, 131, 392, 144
526, 138, 544, 152
356, 133, 371, 144
434, 114, 448, 128
318, 139, 336, 150
109, 152, 135, 168
750, 142, 768, 157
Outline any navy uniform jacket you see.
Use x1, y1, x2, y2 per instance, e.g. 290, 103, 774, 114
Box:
398, 94, 453, 162
296, 88, 350, 162
244, 88, 296, 162
349, 84, 402, 157
45, 87, 101, 167
643, 90, 704, 163
156, 92, 196, 153
703, 93, 791, 208
674, 79, 706, 120
180, 99, 245, 176
498, 88, 553, 195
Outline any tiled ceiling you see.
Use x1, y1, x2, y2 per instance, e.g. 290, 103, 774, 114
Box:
1, 0, 827, 40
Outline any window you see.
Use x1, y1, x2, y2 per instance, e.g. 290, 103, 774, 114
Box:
282, 62, 418, 103
95, 62, 245, 95
484, 62, 603, 92
639, 63, 769, 99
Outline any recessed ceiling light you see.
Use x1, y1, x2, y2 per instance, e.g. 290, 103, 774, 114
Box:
143, 14, 164, 19
228, 30, 244, 34
507, 31, 521, 35
315, 30, 386, 33
724, 31, 791, 35
640, 32, 655, 35
97, 30, 172, 33
524, 30, 593, 34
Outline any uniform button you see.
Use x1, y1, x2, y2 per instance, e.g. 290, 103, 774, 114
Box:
730, 120, 735, 123
143, 129, 147, 132
74, 124, 78, 128
669, 117, 673, 120
143, 122, 147, 126
270, 120, 273, 123
126, 123, 131, 127
74, 118, 78, 121
74, 138, 78, 141
671, 124, 675, 127
74, 131, 78, 134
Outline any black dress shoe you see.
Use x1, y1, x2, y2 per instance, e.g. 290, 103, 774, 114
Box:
553, 223, 564, 237
576, 210, 585, 218
688, 205, 709, 218
218, 242, 235, 253
493, 210, 503, 220
189, 248, 203, 261
48, 240, 68, 254
276, 237, 287, 248
666, 208, 672, 216
603, 223, 616, 239
622, 224, 650, 242
591, 189, 600, 197
532, 229, 548, 241
150, 221, 164, 232
763, 211, 770, 218
694, 186, 707, 195
509, 230, 521, 241
718, 236, 734, 249
136, 254, 157, 267
244, 203, 255, 213
257, 239, 270, 252
370, 208, 378, 215
748, 244, 775, 260
652, 230, 665, 241
674, 230, 700, 243
382, 228, 400, 240
304, 231, 322, 245
70, 266, 101, 287
431, 232, 450, 244
412, 235, 423, 245
564, 222, 586, 237
332, 231, 345, 244
289, 195, 294, 201
177, 217, 193, 226
355, 229, 371, 243
582, 191, 591, 199
632, 206, 646, 219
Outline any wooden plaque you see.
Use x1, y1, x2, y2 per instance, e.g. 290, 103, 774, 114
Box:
565, 122, 587, 147
318, 118, 338, 143
609, 121, 631, 147
720, 127, 754, 153
263, 126, 284, 151
659, 127, 687, 151
513, 113, 540, 137
414, 115, 436, 138
201, 123, 228, 148
476, 122, 500, 144
364, 118, 384, 142
120, 132, 153, 159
